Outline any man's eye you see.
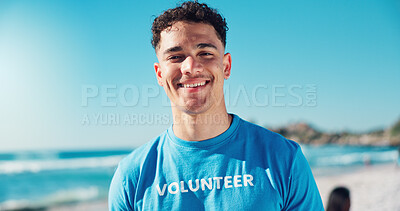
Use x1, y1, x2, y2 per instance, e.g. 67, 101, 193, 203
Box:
201, 52, 213, 56
168, 56, 181, 60
167, 56, 185, 63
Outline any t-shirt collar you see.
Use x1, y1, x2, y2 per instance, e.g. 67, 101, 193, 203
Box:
167, 113, 240, 149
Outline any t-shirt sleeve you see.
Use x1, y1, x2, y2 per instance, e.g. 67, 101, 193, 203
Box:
283, 147, 324, 211
108, 165, 134, 211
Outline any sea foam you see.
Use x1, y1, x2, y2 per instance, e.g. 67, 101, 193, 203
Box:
0, 155, 125, 174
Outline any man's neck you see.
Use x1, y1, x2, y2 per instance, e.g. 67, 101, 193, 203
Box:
172, 109, 232, 141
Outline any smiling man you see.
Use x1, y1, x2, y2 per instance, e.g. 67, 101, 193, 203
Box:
109, 2, 323, 210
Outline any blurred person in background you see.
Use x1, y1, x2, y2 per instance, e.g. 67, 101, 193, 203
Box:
326, 186, 351, 211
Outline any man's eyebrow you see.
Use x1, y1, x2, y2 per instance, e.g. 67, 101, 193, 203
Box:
197, 43, 217, 50
163, 46, 183, 55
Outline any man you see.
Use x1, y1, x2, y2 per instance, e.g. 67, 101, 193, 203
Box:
109, 1, 323, 210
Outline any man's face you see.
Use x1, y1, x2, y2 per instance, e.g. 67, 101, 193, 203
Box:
154, 21, 231, 114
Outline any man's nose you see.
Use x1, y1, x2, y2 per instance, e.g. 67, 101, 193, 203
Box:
181, 56, 202, 75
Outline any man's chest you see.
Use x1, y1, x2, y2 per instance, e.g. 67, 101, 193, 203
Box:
133, 157, 284, 210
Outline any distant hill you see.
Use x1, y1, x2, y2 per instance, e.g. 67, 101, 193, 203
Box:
269, 119, 400, 146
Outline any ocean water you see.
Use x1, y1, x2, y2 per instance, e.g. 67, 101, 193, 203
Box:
302, 145, 398, 175
0, 149, 131, 210
0, 146, 398, 210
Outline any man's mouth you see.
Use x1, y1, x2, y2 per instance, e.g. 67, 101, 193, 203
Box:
178, 80, 210, 88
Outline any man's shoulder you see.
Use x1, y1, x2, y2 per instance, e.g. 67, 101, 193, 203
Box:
117, 130, 168, 174
238, 117, 300, 152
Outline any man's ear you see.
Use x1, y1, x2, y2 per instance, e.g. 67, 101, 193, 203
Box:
154, 62, 163, 86
223, 53, 232, 79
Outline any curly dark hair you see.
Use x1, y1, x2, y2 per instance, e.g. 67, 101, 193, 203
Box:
151, 1, 228, 50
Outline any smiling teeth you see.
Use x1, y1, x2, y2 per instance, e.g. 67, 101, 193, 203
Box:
183, 81, 206, 88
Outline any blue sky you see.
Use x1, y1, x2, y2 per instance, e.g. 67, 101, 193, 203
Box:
1, 0, 399, 151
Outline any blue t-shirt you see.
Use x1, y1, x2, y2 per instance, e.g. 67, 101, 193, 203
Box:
109, 114, 324, 210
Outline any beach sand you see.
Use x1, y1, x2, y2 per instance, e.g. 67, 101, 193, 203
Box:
46, 164, 400, 211
315, 163, 400, 211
